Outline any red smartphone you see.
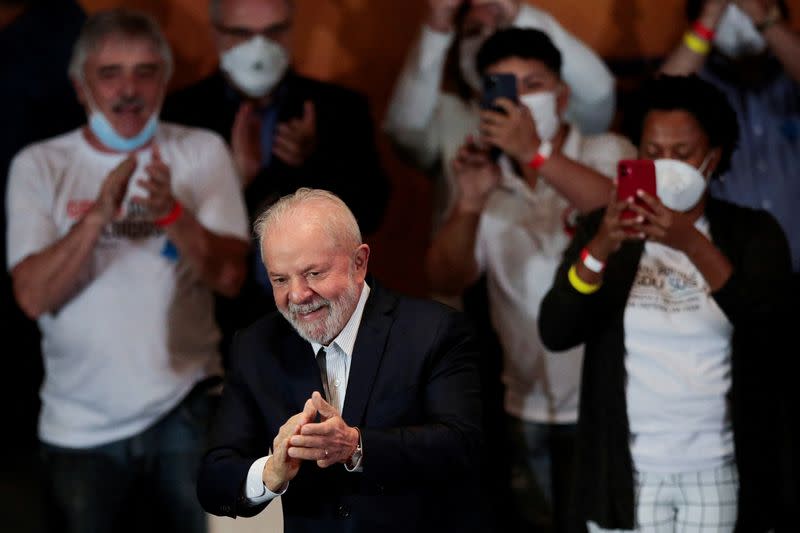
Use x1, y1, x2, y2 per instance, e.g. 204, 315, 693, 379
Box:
617, 159, 657, 219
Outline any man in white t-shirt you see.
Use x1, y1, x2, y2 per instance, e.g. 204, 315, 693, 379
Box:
426, 28, 635, 532
384, 0, 615, 228
5, 9, 249, 533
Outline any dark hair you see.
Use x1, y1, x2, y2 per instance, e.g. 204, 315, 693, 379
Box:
685, 0, 789, 21
476, 28, 562, 77
627, 75, 739, 177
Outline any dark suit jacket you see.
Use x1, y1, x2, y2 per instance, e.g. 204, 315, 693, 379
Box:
163, 70, 391, 364
162, 69, 389, 234
197, 281, 484, 533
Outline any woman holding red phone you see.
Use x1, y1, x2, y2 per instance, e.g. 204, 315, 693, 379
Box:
538, 75, 794, 531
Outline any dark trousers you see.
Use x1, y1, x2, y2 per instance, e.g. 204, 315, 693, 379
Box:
39, 382, 217, 533
506, 416, 578, 533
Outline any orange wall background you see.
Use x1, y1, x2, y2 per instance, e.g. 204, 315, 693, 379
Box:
77, 0, 800, 295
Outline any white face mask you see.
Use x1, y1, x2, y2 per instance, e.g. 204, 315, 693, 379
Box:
220, 36, 290, 98
714, 4, 767, 58
654, 154, 712, 212
520, 91, 560, 142
459, 33, 489, 93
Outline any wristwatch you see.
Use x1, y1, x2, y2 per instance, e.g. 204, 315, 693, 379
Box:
345, 427, 363, 471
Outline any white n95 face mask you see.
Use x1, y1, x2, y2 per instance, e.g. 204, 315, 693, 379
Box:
220, 36, 290, 98
714, 4, 767, 58
654, 155, 712, 212
520, 91, 560, 142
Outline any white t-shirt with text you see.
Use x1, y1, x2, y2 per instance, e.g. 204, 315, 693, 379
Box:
6, 123, 249, 448
624, 217, 734, 473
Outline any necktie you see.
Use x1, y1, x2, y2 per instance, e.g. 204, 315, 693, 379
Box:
316, 346, 330, 401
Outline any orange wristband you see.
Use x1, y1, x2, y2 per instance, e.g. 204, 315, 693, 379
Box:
154, 201, 183, 227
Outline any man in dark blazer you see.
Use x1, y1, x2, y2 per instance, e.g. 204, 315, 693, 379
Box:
197, 188, 483, 532
162, 0, 390, 359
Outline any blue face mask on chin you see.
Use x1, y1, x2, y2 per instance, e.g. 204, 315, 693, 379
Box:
88, 110, 158, 152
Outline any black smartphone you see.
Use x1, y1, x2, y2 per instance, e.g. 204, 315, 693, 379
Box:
481, 73, 518, 113
481, 73, 518, 160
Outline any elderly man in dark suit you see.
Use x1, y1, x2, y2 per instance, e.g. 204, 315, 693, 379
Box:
197, 188, 483, 532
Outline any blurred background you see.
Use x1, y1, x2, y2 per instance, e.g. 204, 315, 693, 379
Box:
2, 1, 798, 531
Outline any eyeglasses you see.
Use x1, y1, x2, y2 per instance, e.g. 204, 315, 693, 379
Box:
213, 20, 291, 43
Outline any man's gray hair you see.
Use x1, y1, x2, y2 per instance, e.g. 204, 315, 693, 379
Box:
208, 0, 294, 25
68, 8, 173, 81
254, 188, 363, 257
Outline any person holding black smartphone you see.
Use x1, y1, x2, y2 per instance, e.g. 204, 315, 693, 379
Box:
425, 28, 635, 533
538, 74, 794, 531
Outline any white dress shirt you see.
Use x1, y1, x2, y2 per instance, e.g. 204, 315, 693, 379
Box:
244, 283, 371, 504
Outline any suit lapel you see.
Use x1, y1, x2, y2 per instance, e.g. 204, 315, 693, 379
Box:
341, 284, 396, 426
276, 325, 325, 413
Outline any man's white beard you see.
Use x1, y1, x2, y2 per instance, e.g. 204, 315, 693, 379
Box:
281, 281, 360, 345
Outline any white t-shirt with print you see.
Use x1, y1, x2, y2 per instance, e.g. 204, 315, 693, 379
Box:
624, 217, 734, 473
6, 123, 249, 448
475, 128, 636, 424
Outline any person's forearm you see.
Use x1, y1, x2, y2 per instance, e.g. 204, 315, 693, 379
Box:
683, 229, 733, 291
660, 3, 726, 75
660, 37, 710, 76
164, 211, 248, 297
11, 210, 106, 319
546, 16, 615, 133
763, 22, 800, 84
525, 153, 613, 214
383, 25, 451, 167
425, 206, 482, 295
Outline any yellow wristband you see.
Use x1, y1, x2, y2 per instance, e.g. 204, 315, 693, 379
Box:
568, 265, 601, 295
683, 31, 711, 55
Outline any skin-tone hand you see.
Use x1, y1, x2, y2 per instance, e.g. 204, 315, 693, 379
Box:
426, 0, 464, 33
699, 0, 731, 27
479, 98, 540, 166
586, 185, 644, 261
262, 399, 318, 492
627, 190, 703, 253
288, 391, 360, 469
132, 145, 176, 219
90, 155, 137, 223
735, 0, 776, 24
273, 101, 317, 168
453, 136, 501, 213
231, 101, 262, 187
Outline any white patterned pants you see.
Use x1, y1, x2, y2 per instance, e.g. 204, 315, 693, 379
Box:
587, 462, 738, 533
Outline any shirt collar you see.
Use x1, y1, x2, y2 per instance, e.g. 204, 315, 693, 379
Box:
311, 282, 371, 358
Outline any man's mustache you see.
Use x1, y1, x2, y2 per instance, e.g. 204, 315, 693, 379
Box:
288, 298, 329, 316
112, 97, 145, 113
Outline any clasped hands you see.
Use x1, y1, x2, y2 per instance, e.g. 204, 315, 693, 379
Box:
91, 145, 177, 224
232, 100, 317, 186
590, 186, 701, 260
263, 391, 360, 493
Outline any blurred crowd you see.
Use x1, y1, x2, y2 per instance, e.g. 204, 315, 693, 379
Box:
1, 0, 798, 532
